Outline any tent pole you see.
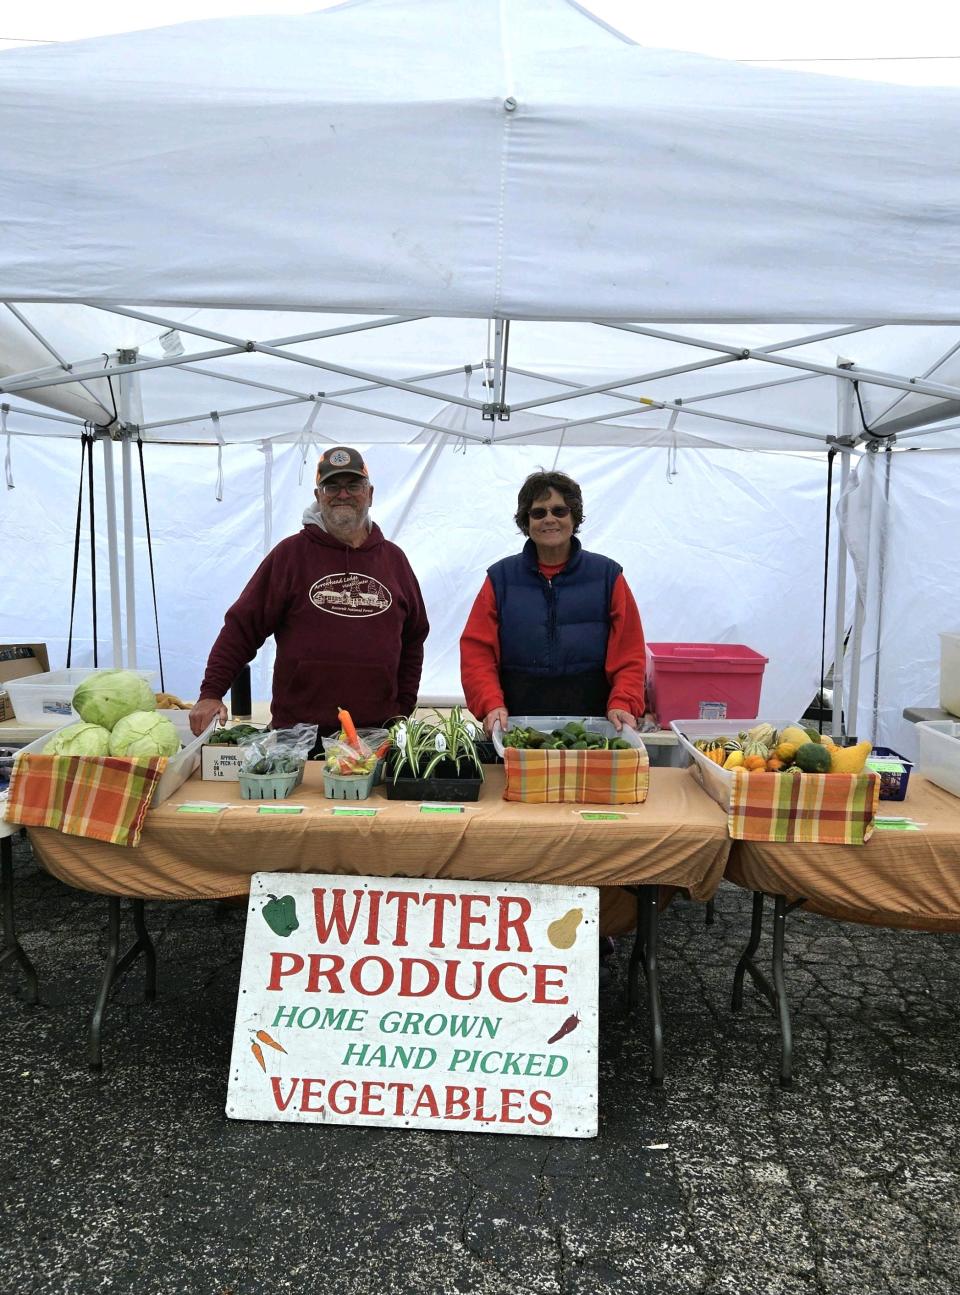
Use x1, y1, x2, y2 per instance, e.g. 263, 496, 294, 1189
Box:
99, 434, 124, 668
121, 432, 137, 668
832, 451, 851, 741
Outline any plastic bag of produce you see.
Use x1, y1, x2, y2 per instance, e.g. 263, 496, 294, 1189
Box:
238, 724, 318, 776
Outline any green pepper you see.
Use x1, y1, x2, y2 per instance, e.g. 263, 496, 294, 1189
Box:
262, 894, 299, 938
611, 738, 632, 750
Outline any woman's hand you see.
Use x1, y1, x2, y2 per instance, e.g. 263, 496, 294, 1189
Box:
483, 707, 509, 737
607, 708, 637, 732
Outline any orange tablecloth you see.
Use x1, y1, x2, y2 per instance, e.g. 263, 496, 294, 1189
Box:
27, 766, 731, 935
725, 776, 960, 932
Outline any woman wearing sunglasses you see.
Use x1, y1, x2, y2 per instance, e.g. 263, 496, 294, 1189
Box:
460, 469, 646, 737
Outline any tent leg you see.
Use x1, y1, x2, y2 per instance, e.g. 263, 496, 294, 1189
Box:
100, 433, 124, 668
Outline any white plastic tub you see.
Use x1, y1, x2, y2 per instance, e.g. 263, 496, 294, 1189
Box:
915, 719, 960, 799
10, 709, 215, 807
670, 718, 803, 811
491, 714, 647, 757
939, 632, 960, 718
4, 668, 157, 724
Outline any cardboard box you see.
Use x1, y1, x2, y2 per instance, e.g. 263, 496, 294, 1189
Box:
0, 644, 51, 722
201, 745, 243, 781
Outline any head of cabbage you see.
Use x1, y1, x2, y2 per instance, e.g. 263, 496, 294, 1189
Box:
43, 722, 112, 757
72, 670, 157, 731
108, 711, 181, 758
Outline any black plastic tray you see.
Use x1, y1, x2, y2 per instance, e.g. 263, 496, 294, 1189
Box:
385, 775, 483, 802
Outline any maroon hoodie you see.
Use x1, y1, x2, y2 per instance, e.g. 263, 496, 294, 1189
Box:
199, 521, 429, 732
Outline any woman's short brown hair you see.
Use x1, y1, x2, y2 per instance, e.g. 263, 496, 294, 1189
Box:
514, 470, 584, 535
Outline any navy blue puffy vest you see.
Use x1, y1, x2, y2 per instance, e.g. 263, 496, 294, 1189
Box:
488, 538, 620, 677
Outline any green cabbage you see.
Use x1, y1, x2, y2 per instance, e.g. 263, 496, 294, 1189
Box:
43, 722, 112, 756
72, 670, 157, 730
108, 711, 181, 758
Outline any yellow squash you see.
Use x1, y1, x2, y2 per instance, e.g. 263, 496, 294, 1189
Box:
829, 740, 872, 775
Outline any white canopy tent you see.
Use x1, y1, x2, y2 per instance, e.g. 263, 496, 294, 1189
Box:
1, 0, 958, 752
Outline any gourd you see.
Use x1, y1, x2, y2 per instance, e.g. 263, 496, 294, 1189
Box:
547, 908, 583, 950
746, 723, 777, 747
743, 739, 770, 759
778, 726, 810, 748
794, 742, 833, 774
829, 740, 873, 775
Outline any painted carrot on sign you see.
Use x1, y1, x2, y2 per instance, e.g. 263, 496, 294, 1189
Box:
547, 1013, 581, 1045
256, 1030, 287, 1054
251, 1041, 267, 1072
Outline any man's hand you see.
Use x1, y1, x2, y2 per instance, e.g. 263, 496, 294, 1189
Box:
607, 708, 637, 732
483, 707, 509, 737
189, 697, 227, 737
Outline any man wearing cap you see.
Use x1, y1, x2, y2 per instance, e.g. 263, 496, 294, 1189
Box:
189, 447, 429, 737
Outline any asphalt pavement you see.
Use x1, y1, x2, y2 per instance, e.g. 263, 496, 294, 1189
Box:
2, 830, 958, 1295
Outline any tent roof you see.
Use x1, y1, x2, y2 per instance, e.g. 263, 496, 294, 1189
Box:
4, 0, 960, 447
3, 0, 960, 322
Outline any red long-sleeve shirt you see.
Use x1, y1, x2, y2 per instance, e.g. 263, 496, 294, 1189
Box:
460, 569, 646, 721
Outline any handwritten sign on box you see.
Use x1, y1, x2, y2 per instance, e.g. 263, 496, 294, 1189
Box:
226, 873, 599, 1138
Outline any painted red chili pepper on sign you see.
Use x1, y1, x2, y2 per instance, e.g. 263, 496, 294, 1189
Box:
547, 1013, 581, 1045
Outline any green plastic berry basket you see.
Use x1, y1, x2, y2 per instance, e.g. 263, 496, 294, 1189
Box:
323, 767, 378, 800
238, 770, 300, 800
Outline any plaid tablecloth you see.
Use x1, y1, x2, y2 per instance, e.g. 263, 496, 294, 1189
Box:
4, 753, 168, 847
728, 767, 880, 845
503, 747, 650, 805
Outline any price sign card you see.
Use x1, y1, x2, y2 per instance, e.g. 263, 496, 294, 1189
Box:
227, 874, 599, 1138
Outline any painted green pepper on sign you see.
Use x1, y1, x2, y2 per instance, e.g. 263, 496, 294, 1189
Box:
262, 894, 299, 938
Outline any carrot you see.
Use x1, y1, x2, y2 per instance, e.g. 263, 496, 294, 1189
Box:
338, 707, 360, 751
547, 1012, 581, 1045
255, 1029, 287, 1054
251, 1041, 266, 1072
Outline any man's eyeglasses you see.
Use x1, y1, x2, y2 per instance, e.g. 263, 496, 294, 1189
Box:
320, 479, 368, 497
528, 505, 571, 519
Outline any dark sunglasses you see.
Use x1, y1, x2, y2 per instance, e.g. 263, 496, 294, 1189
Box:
528, 505, 571, 520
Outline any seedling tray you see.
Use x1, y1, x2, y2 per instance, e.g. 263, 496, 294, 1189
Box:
386, 775, 482, 802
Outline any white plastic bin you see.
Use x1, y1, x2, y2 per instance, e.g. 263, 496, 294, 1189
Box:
670, 718, 803, 812
4, 668, 157, 724
9, 709, 215, 807
915, 720, 960, 799
938, 632, 960, 718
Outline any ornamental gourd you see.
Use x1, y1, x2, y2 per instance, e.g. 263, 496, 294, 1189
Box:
828, 740, 873, 775
794, 742, 833, 774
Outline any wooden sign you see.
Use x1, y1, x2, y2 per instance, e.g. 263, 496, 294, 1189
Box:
226, 873, 599, 1138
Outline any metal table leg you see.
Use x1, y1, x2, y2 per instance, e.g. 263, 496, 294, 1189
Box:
730, 890, 804, 1087
88, 896, 158, 1070
0, 832, 39, 1004
641, 884, 664, 1086
623, 884, 664, 1086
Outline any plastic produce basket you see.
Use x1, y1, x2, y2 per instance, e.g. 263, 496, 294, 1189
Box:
4, 667, 157, 723
866, 747, 913, 801
671, 718, 803, 812
10, 709, 217, 808
324, 767, 377, 800
238, 769, 301, 800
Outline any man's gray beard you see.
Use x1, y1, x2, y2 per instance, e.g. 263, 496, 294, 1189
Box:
322, 502, 370, 541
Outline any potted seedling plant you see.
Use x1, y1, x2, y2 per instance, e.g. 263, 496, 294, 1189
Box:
386, 707, 484, 801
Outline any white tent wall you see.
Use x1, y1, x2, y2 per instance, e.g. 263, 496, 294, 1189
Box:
2, 437, 831, 721
838, 449, 960, 760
